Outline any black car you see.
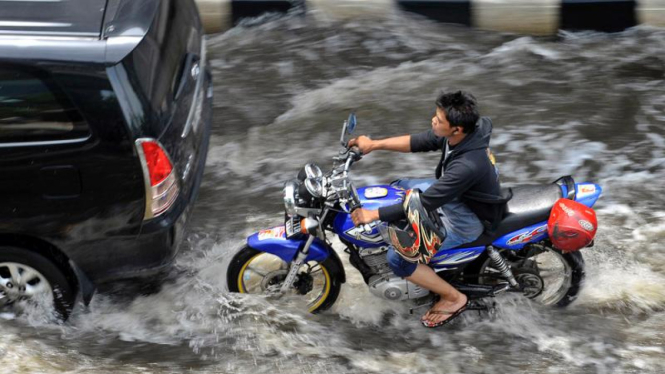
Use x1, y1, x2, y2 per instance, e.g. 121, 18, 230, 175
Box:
0, 0, 212, 319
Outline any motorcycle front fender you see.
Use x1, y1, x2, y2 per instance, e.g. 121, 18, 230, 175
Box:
246, 226, 332, 263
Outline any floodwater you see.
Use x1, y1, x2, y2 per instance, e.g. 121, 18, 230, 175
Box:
2, 6, 665, 374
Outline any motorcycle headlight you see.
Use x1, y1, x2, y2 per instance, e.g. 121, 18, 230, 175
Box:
304, 177, 323, 199
283, 179, 298, 216
297, 163, 323, 181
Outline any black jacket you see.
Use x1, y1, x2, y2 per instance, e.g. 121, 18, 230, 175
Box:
378, 117, 507, 230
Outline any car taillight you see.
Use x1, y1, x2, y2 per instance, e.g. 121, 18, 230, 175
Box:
136, 139, 179, 220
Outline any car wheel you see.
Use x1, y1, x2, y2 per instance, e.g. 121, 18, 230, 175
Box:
0, 246, 76, 321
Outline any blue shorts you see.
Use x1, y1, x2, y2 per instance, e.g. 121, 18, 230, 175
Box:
386, 178, 479, 277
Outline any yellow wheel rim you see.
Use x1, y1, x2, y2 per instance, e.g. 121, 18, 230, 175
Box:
236, 252, 332, 312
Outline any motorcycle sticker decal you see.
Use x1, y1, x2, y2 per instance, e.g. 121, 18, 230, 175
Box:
258, 226, 286, 240
364, 187, 388, 199
507, 225, 548, 246
344, 223, 382, 243
577, 184, 596, 198
579, 220, 594, 231
559, 202, 576, 217
431, 250, 481, 265
285, 218, 301, 237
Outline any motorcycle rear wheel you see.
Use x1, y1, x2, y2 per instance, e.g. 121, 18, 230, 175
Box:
474, 244, 585, 307
227, 245, 342, 313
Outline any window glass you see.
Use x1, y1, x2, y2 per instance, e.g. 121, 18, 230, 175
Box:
0, 68, 89, 143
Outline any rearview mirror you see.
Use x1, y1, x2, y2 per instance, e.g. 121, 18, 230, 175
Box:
339, 112, 357, 147
347, 113, 357, 134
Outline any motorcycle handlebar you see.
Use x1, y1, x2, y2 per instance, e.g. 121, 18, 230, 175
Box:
349, 205, 374, 234
341, 147, 362, 171
349, 146, 363, 161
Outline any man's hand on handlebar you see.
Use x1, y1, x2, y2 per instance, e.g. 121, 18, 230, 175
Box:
347, 135, 373, 155
351, 208, 379, 226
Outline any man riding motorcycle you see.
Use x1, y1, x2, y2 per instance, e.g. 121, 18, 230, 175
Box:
349, 91, 506, 327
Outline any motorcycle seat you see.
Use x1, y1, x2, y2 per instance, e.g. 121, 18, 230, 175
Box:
455, 183, 563, 248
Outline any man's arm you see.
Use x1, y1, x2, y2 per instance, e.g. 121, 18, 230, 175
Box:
411, 129, 445, 153
349, 129, 445, 155
348, 135, 411, 155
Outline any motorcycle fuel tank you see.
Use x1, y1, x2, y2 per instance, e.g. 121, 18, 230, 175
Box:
334, 185, 405, 248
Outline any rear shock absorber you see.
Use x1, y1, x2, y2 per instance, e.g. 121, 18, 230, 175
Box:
487, 246, 518, 288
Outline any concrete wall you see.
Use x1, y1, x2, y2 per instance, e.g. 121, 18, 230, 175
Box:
194, 0, 665, 35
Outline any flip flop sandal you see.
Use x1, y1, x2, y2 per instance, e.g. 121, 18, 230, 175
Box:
420, 300, 470, 328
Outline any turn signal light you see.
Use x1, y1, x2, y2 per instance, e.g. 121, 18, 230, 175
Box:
299, 217, 319, 235
136, 139, 179, 220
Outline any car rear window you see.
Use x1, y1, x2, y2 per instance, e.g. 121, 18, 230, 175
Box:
0, 68, 89, 144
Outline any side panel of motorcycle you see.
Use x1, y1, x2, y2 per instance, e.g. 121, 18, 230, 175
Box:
560, 182, 602, 207
493, 221, 549, 250
247, 226, 331, 263
430, 246, 485, 269
334, 185, 406, 248
575, 183, 602, 207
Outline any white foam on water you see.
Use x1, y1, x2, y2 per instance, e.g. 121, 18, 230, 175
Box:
328, 241, 410, 326
615, 312, 665, 372
486, 36, 563, 62
577, 253, 665, 312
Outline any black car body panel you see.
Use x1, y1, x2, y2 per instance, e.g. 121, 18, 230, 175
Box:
0, 0, 211, 287
0, 0, 106, 37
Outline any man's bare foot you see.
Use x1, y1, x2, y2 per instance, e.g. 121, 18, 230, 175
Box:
422, 293, 468, 325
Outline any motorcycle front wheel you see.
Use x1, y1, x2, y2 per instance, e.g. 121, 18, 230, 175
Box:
227, 245, 342, 313
474, 244, 585, 307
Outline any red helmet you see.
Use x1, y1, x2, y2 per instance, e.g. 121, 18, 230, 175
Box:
378, 189, 446, 264
547, 198, 597, 252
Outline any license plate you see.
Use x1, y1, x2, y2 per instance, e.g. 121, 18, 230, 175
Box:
285, 216, 301, 238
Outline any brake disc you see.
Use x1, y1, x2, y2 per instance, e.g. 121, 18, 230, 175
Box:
293, 273, 313, 295
261, 269, 288, 293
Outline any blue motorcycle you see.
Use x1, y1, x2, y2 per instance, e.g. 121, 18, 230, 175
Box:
227, 114, 601, 313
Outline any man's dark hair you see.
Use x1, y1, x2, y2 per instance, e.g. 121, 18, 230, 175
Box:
436, 91, 479, 134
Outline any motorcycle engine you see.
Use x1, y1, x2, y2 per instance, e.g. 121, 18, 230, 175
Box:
359, 247, 429, 301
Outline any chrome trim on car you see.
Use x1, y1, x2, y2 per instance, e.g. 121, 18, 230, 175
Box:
0, 21, 72, 28
0, 135, 90, 148
181, 37, 206, 139
0, 33, 97, 40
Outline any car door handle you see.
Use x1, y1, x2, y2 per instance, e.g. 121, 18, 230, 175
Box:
174, 53, 200, 101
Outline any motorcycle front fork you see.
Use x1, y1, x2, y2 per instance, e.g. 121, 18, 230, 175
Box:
279, 235, 315, 293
